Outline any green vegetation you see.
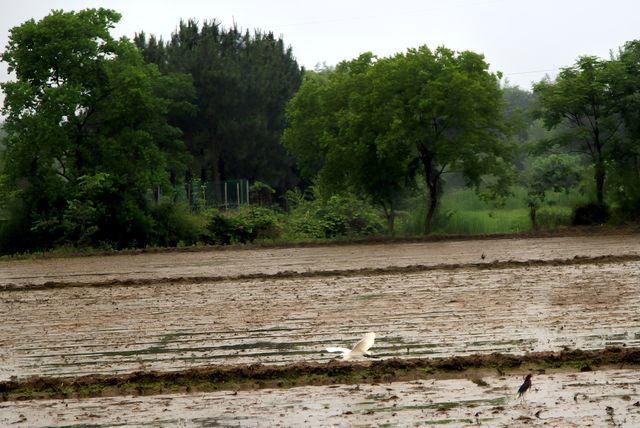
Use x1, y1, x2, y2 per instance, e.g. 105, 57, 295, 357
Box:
0, 9, 195, 253
1, 8, 640, 255
284, 48, 514, 234
396, 187, 582, 236
2, 347, 638, 401
133, 21, 303, 193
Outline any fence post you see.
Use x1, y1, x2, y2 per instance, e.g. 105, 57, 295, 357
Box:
224, 182, 228, 210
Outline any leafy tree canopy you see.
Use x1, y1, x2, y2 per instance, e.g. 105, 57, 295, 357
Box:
285, 46, 515, 233
0, 8, 191, 251
606, 40, 640, 215
520, 153, 582, 229
134, 21, 304, 195
533, 56, 624, 205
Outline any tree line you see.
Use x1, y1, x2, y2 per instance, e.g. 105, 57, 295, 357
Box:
0, 8, 639, 253
0, 9, 303, 252
284, 42, 640, 232
133, 19, 303, 191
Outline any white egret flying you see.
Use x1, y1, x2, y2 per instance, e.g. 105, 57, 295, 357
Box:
326, 332, 376, 360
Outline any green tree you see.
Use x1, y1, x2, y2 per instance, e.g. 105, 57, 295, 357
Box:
533, 56, 624, 206
285, 54, 412, 232
521, 154, 582, 229
502, 85, 537, 168
0, 8, 189, 251
613, 41, 640, 143
135, 21, 304, 195
285, 46, 515, 233
282, 66, 339, 182
608, 40, 640, 216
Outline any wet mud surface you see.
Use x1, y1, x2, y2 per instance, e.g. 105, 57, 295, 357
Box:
1, 232, 640, 426
2, 233, 639, 288
2, 369, 639, 427
2, 253, 639, 379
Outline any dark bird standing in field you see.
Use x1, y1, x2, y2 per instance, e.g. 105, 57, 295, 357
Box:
517, 374, 532, 400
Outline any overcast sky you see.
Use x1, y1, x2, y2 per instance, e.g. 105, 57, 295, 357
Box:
1, 0, 639, 93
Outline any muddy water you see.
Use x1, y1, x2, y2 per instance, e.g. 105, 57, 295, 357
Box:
1, 234, 639, 287
2, 233, 640, 427
1, 259, 639, 380
2, 369, 639, 427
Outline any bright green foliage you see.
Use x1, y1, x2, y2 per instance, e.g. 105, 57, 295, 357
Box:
0, 9, 192, 252
281, 188, 385, 240
533, 56, 624, 206
607, 40, 640, 217
58, 173, 112, 247
285, 55, 414, 233
520, 154, 582, 229
397, 187, 578, 236
284, 46, 514, 234
249, 180, 276, 206
206, 205, 283, 245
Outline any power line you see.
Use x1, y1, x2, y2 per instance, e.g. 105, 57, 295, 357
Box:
504, 68, 560, 76
265, 0, 510, 29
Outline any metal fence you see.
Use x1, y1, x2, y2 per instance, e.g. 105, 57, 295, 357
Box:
176, 179, 250, 209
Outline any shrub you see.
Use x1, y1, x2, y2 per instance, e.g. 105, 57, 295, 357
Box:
206, 211, 245, 245
206, 206, 283, 245
150, 202, 208, 247
249, 181, 276, 206
236, 205, 282, 240
282, 190, 385, 240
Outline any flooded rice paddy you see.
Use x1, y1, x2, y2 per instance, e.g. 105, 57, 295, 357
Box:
1, 232, 640, 426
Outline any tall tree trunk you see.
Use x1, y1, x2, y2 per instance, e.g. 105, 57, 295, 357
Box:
387, 210, 395, 236
593, 128, 605, 205
529, 204, 538, 230
595, 158, 605, 205
419, 145, 441, 234
425, 185, 439, 234
210, 136, 222, 183
381, 201, 396, 236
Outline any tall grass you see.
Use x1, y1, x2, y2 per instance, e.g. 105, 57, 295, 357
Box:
396, 187, 585, 236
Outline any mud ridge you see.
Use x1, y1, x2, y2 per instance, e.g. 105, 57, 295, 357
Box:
3, 253, 640, 291
3, 347, 639, 401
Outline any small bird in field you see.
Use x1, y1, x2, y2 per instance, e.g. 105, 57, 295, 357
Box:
516, 374, 532, 401
326, 332, 376, 360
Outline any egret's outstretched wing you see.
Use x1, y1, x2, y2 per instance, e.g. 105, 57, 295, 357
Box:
326, 347, 351, 353
352, 332, 375, 353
